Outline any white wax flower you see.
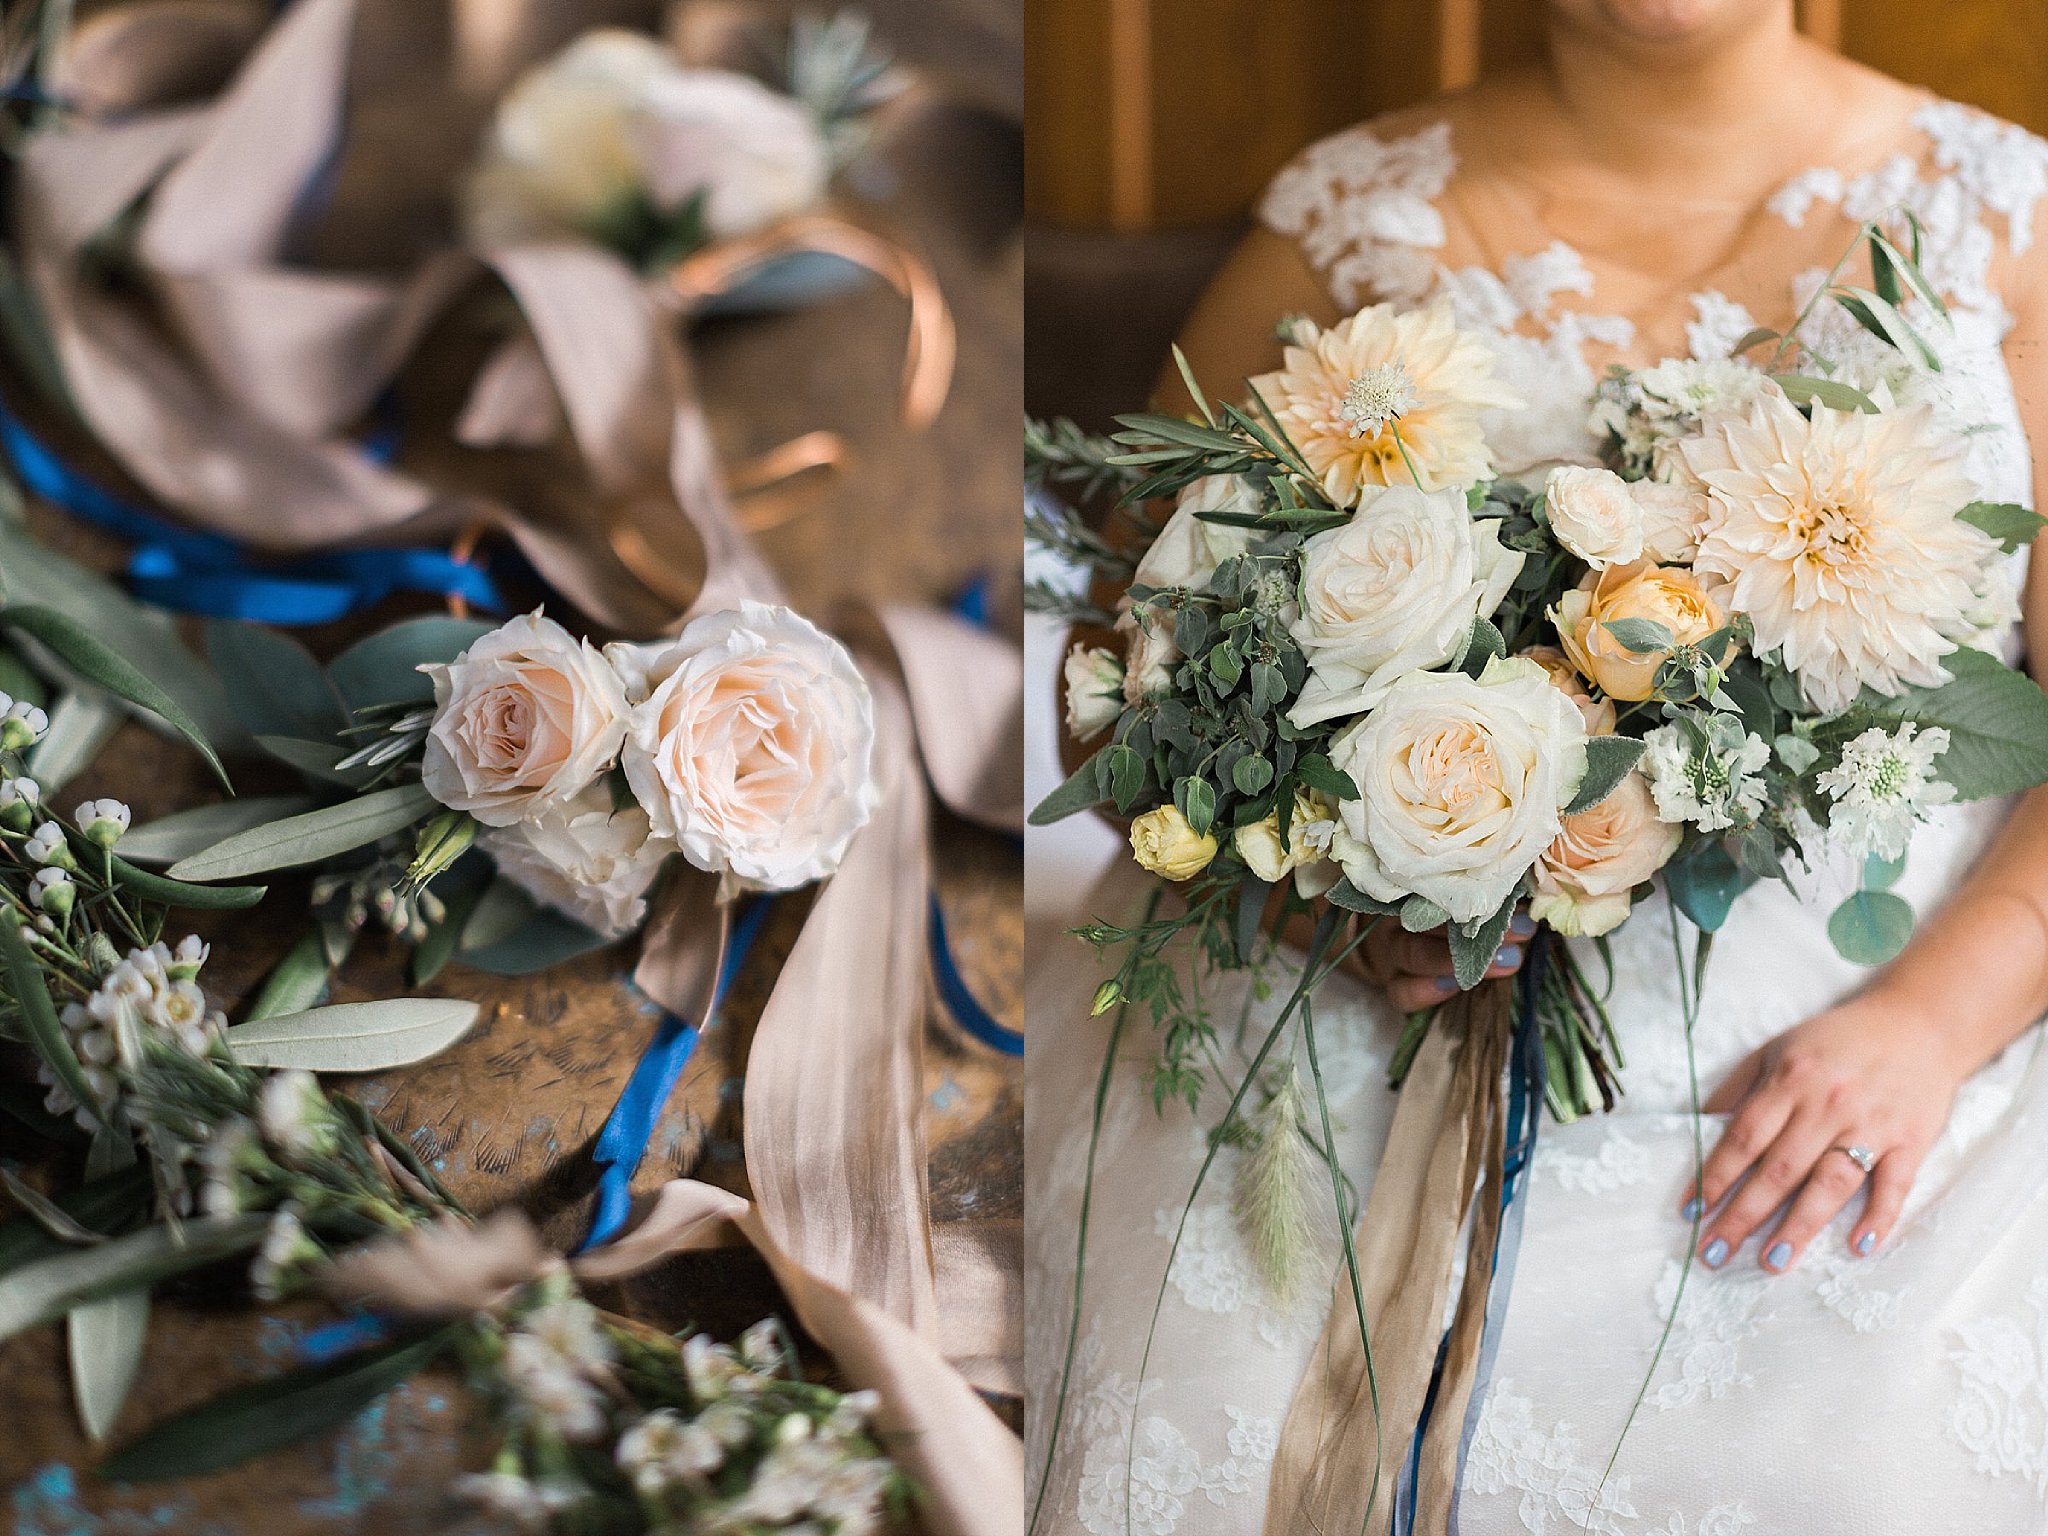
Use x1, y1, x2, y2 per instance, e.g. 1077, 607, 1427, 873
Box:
1329, 656, 1589, 925
619, 602, 878, 891
421, 611, 630, 828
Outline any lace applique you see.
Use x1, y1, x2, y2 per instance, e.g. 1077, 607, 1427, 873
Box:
1534, 1125, 1652, 1195
1647, 1260, 1772, 1409
1920, 100, 2048, 254
1072, 1347, 1280, 1536
1461, 1379, 1638, 1535
1260, 122, 1455, 308
1812, 1250, 1908, 1334
1766, 167, 1846, 227
1654, 1507, 1759, 1536
1151, 1199, 1324, 1350
1945, 1275, 2048, 1494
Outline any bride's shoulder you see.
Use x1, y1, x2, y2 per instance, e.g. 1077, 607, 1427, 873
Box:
1256, 89, 1502, 308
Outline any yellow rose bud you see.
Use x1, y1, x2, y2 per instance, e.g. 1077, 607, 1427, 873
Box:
1555, 561, 1726, 703
1130, 805, 1218, 882
1233, 812, 1294, 883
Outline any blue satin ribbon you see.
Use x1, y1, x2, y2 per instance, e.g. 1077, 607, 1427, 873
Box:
930, 894, 1022, 1055
1394, 937, 1549, 1534
576, 896, 776, 1253
0, 404, 504, 624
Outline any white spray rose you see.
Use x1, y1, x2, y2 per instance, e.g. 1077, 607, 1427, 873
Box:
421, 612, 631, 827
1328, 656, 1589, 926
620, 602, 878, 891
463, 29, 829, 248
1062, 644, 1124, 741
1632, 479, 1706, 565
480, 784, 673, 938
1543, 465, 1644, 569
1288, 483, 1524, 728
1132, 476, 1259, 591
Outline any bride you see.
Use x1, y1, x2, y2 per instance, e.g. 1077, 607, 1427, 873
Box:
1026, 1, 2048, 1532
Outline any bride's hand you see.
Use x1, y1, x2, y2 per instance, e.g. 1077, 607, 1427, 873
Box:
1683, 993, 1965, 1273
1356, 911, 1534, 1012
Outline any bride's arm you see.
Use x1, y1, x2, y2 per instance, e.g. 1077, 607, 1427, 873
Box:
1687, 264, 2048, 1276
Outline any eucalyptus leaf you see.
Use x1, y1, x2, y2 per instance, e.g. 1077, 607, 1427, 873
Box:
1863, 852, 1907, 891
1564, 735, 1645, 816
118, 797, 317, 866
1231, 755, 1274, 796
1827, 889, 1914, 966
168, 783, 436, 882
1663, 842, 1754, 933
1728, 326, 1780, 355
0, 1216, 268, 1343
0, 1166, 106, 1246
1107, 744, 1146, 813
24, 692, 122, 795
0, 606, 229, 789
69, 1286, 147, 1441
98, 1327, 457, 1482
327, 618, 494, 711
204, 622, 346, 740
1176, 776, 1216, 836
1297, 753, 1360, 803
225, 998, 481, 1073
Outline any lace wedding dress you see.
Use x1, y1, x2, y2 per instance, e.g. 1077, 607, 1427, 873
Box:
1026, 97, 2048, 1536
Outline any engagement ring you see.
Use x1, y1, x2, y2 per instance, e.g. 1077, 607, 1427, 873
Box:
1833, 1144, 1878, 1174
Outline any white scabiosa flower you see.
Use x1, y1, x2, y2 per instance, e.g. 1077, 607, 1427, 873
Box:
1642, 716, 1772, 833
1818, 723, 1954, 862
1062, 644, 1125, 742
72, 798, 131, 848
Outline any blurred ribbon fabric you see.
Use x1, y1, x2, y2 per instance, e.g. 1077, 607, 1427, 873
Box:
11, 2, 1025, 1532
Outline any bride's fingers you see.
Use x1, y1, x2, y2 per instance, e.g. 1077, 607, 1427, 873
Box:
1381, 936, 1530, 1011
1757, 1144, 1873, 1271
1851, 1148, 1919, 1257
1689, 1079, 1796, 1217
1698, 1112, 1832, 1267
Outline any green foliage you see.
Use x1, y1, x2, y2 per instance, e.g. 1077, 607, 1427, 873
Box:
1565, 736, 1646, 816
1890, 645, 2048, 801
1827, 889, 1914, 966
1957, 501, 2048, 553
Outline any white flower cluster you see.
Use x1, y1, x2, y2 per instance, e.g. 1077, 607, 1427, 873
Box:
1589, 357, 1777, 480
617, 1322, 891, 1530
39, 936, 218, 1130
502, 1297, 618, 1443
421, 605, 878, 932
1643, 716, 1773, 834
1818, 722, 1954, 862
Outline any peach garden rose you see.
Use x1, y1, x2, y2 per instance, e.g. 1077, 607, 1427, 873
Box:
1528, 772, 1680, 938
1554, 560, 1727, 703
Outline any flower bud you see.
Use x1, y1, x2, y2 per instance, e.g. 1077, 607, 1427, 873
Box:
167, 935, 209, 982
0, 777, 37, 833
407, 810, 479, 889
1089, 979, 1123, 1017
73, 798, 131, 849
0, 698, 48, 752
23, 821, 74, 869
31, 867, 73, 919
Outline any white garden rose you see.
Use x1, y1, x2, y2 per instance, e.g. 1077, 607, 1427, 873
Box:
462, 30, 829, 248
421, 612, 631, 827
1328, 656, 1589, 925
1288, 483, 1524, 728
1062, 644, 1124, 740
1543, 465, 1643, 568
619, 602, 877, 890
480, 785, 673, 938
1132, 476, 1258, 591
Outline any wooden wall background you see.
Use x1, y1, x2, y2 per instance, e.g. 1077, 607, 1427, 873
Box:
1026, 0, 2048, 231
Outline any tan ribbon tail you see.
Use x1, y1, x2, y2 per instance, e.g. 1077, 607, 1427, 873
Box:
740, 673, 938, 1335
932, 1218, 1023, 1398
1263, 979, 1515, 1536
668, 212, 957, 432
53, 2, 269, 118
574, 1181, 1024, 1536
632, 866, 731, 1028
876, 604, 1026, 835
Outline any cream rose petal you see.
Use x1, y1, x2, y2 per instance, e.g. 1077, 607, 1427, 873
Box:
480, 785, 673, 938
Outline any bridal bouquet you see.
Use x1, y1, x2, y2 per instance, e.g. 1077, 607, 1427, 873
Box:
1033, 219, 2048, 1122
145, 602, 878, 999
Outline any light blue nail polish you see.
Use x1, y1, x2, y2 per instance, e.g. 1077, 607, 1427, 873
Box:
1434, 975, 1457, 995
1765, 1241, 1792, 1271
1682, 1197, 1704, 1222
1508, 913, 1537, 940
1494, 944, 1522, 968
1702, 1238, 1729, 1269
1856, 1231, 1877, 1256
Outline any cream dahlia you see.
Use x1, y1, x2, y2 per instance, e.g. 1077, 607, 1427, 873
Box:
1678, 392, 1999, 714
1250, 299, 1521, 505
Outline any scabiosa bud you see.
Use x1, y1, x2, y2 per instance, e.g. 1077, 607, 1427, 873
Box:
23, 820, 71, 867
0, 777, 37, 833
73, 798, 131, 849
0, 696, 48, 752
30, 867, 73, 919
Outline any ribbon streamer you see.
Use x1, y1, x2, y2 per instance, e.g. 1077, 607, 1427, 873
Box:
929, 895, 1023, 1056
578, 895, 775, 1253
